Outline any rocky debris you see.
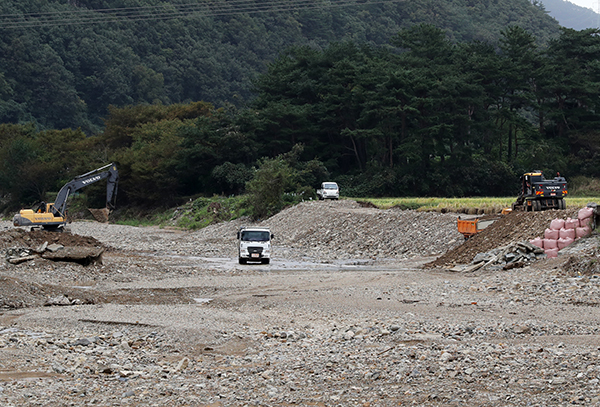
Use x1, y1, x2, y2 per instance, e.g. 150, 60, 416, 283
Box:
5, 243, 103, 266
428, 209, 580, 267
2, 229, 105, 266
44, 294, 73, 306
46, 243, 63, 252
262, 200, 465, 260
449, 241, 546, 272
0, 228, 103, 250
5, 248, 37, 264
3, 285, 600, 407
41, 246, 104, 265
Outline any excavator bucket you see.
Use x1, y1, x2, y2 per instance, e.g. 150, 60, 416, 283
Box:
88, 208, 110, 223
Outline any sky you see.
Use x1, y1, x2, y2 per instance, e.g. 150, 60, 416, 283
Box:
568, 0, 597, 11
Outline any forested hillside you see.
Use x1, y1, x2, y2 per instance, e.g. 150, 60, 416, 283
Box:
2, 0, 600, 217
0, 0, 560, 133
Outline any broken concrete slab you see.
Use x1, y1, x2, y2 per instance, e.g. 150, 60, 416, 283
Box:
46, 244, 64, 253
35, 241, 48, 253
42, 246, 104, 265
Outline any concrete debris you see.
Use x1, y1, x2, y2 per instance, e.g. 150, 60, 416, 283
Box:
44, 294, 72, 306
36, 241, 48, 253
41, 246, 104, 265
46, 243, 64, 252
5, 242, 103, 266
453, 241, 546, 272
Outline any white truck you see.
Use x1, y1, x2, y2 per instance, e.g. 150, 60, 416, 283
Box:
316, 182, 339, 200
237, 226, 273, 264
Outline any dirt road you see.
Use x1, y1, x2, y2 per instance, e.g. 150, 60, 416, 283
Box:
0, 201, 599, 406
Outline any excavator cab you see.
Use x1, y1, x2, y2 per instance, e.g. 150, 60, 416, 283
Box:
34, 201, 47, 213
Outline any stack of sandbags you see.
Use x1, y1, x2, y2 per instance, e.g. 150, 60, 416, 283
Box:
577, 206, 594, 238
530, 206, 596, 258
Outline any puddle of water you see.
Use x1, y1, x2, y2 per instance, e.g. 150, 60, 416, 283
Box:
136, 252, 430, 272
0, 327, 49, 340
193, 298, 213, 305
0, 371, 62, 381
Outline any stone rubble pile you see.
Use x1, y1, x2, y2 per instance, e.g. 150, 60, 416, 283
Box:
263, 200, 465, 260
451, 241, 546, 272
5, 240, 103, 266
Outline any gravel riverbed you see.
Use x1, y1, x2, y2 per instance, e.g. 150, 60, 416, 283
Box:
0, 200, 599, 406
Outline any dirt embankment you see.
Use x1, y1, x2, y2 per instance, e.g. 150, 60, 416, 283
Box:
429, 208, 579, 267
0, 227, 103, 249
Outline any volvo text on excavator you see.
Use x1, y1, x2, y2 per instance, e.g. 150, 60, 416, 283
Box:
13, 163, 118, 231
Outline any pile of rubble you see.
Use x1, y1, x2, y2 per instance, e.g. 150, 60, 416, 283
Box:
2, 228, 105, 266
428, 208, 580, 267
262, 200, 465, 260
449, 241, 546, 272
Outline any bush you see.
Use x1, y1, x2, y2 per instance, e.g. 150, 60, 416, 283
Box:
245, 145, 325, 219
174, 195, 248, 229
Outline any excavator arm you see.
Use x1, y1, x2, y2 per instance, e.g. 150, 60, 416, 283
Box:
51, 163, 118, 218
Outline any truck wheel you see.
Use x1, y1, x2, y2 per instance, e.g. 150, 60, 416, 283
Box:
532, 200, 541, 211
559, 199, 566, 210
261, 258, 270, 264
239, 258, 247, 265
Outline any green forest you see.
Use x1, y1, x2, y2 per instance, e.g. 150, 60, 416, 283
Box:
0, 0, 599, 219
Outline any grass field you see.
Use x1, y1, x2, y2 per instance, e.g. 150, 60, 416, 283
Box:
352, 196, 600, 214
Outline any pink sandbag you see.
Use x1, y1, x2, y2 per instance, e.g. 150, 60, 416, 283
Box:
558, 237, 574, 250
545, 248, 558, 258
576, 226, 592, 238
559, 228, 576, 239
530, 237, 544, 249
564, 218, 578, 229
550, 219, 565, 230
578, 207, 594, 220
543, 238, 557, 249
580, 217, 592, 227
545, 228, 559, 240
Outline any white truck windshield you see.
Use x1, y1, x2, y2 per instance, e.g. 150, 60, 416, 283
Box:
323, 183, 338, 189
241, 231, 270, 241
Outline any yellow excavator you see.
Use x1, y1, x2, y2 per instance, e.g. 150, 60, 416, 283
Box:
13, 163, 118, 231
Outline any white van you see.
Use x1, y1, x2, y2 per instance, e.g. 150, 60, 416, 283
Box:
316, 182, 339, 200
